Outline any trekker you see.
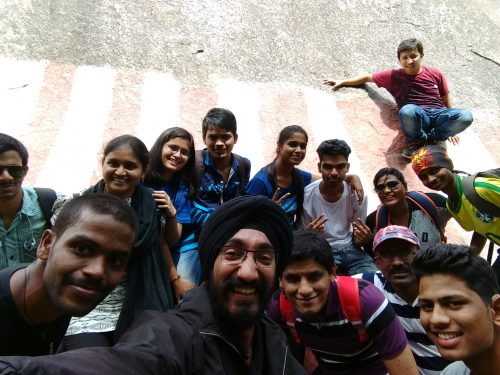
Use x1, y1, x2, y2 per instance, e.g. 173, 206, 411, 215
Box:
414, 244, 500, 375
0, 194, 136, 356
356, 225, 451, 374
324, 38, 472, 159
301, 139, 376, 275
267, 230, 418, 375
0, 196, 305, 374
0, 133, 59, 270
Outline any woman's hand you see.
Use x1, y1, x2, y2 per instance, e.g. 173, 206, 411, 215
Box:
152, 190, 177, 218
272, 187, 291, 206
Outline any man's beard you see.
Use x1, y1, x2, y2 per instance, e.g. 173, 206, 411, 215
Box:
209, 275, 273, 330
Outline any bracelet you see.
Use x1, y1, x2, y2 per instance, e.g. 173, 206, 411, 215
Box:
170, 274, 181, 282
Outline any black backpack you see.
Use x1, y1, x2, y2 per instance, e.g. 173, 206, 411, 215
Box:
461, 168, 500, 217
34, 187, 57, 228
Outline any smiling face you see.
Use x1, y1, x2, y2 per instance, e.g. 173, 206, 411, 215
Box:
0, 150, 27, 201
399, 48, 423, 75
203, 128, 237, 161
280, 259, 334, 319
374, 174, 407, 207
417, 167, 455, 192
161, 136, 191, 175
210, 228, 276, 327
419, 273, 497, 362
102, 145, 146, 199
40, 209, 135, 316
277, 132, 307, 166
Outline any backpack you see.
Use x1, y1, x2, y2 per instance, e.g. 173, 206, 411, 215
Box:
195, 149, 247, 194
279, 276, 369, 345
34, 187, 57, 228
375, 191, 446, 242
461, 168, 500, 217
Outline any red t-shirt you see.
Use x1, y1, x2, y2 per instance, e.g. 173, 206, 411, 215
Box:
372, 66, 448, 109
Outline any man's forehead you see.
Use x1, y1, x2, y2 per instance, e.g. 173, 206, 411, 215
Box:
225, 228, 273, 249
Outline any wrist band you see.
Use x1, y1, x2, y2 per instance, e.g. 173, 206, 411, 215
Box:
170, 274, 181, 282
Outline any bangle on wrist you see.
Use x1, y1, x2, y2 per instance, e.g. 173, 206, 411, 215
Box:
170, 274, 181, 282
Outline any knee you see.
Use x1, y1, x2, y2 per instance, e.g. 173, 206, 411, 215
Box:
398, 104, 421, 119
458, 110, 473, 125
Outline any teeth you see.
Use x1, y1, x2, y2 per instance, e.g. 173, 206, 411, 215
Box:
234, 287, 255, 295
437, 333, 459, 340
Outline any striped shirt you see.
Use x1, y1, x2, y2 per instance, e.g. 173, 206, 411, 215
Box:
357, 272, 450, 374
267, 278, 407, 375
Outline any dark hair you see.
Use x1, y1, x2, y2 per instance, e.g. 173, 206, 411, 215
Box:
316, 139, 351, 161
202, 108, 237, 138
397, 38, 424, 59
145, 127, 198, 199
53, 193, 137, 238
102, 135, 149, 168
0, 133, 29, 166
372, 167, 408, 189
289, 231, 335, 273
413, 244, 500, 305
266, 125, 309, 224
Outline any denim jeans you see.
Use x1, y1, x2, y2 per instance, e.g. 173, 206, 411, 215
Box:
398, 104, 473, 142
331, 243, 377, 275
173, 249, 201, 285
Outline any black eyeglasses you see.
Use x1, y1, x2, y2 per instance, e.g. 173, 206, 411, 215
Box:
220, 246, 277, 268
0, 165, 25, 178
374, 180, 400, 193
166, 144, 190, 158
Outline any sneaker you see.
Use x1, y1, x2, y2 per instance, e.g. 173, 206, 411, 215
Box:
401, 138, 427, 159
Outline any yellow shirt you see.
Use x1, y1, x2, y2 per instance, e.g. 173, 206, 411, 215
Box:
447, 175, 500, 244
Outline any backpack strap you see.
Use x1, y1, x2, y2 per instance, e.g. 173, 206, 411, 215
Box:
406, 191, 446, 242
374, 204, 389, 232
194, 149, 206, 182
462, 172, 500, 217
337, 276, 369, 344
279, 292, 301, 344
34, 187, 57, 228
232, 153, 247, 193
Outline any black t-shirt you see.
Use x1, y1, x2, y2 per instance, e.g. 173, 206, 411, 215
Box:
364, 192, 449, 257
0, 264, 70, 356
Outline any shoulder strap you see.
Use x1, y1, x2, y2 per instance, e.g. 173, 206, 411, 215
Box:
279, 292, 301, 344
337, 276, 369, 344
462, 172, 500, 217
232, 153, 247, 193
34, 187, 57, 228
406, 191, 446, 242
375, 204, 389, 232
195, 150, 206, 181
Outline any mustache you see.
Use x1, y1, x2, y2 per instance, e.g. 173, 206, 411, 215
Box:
224, 276, 266, 294
388, 265, 411, 275
67, 275, 107, 293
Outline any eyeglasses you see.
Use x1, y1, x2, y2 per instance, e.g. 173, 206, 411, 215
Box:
375, 248, 417, 262
220, 246, 277, 268
166, 144, 190, 158
0, 165, 25, 179
374, 180, 400, 193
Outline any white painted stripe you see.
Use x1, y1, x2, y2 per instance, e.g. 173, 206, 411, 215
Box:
303, 87, 379, 212
135, 71, 180, 149
35, 65, 116, 194
0, 58, 46, 138
216, 77, 263, 177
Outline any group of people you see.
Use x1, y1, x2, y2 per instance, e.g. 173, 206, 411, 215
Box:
0, 37, 498, 374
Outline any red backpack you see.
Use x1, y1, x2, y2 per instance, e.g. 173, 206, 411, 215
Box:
279, 276, 369, 344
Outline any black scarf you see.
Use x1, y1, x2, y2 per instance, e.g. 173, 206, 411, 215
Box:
84, 180, 174, 340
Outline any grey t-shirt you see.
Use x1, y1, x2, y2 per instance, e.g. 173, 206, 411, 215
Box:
441, 361, 471, 375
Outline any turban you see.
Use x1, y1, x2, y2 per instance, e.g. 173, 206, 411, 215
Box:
411, 145, 454, 176
199, 195, 293, 281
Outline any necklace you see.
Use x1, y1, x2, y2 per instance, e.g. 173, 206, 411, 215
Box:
23, 265, 36, 325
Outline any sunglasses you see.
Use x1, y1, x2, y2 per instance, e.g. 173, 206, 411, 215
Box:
374, 180, 400, 193
0, 165, 25, 178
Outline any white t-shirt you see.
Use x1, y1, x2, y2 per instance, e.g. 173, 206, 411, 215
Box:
301, 180, 367, 246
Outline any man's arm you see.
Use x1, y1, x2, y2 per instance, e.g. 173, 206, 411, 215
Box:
383, 345, 419, 375
442, 93, 452, 108
324, 74, 374, 90
470, 231, 487, 255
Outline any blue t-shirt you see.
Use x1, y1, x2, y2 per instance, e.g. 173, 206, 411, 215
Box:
246, 167, 312, 224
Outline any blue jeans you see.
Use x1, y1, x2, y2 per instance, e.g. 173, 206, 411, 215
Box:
173, 250, 201, 285
331, 243, 377, 275
398, 104, 473, 142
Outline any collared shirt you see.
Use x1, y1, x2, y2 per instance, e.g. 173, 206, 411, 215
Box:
0, 187, 49, 269
356, 271, 450, 375
197, 150, 251, 209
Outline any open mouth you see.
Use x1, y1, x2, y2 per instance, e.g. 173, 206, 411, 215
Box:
233, 287, 256, 295
434, 332, 463, 348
